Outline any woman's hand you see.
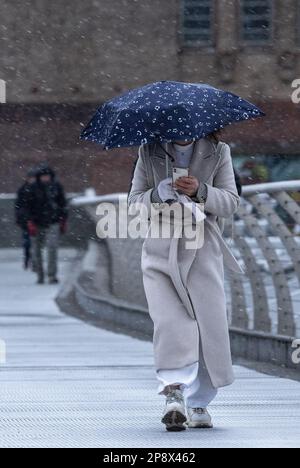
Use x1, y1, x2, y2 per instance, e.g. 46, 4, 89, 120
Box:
174, 176, 199, 197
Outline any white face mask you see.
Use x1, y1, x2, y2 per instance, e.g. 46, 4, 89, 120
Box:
172, 142, 195, 169
173, 141, 194, 149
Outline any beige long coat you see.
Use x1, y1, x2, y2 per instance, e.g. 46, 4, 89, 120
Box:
128, 138, 244, 388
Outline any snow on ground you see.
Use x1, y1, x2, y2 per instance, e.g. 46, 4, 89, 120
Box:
0, 249, 300, 448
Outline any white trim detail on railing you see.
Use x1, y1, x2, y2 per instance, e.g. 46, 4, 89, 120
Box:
242, 180, 300, 196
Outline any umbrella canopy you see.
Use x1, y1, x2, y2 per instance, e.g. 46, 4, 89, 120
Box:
80, 81, 265, 149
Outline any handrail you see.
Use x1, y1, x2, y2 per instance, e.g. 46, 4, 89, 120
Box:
71, 181, 300, 206
71, 192, 126, 207
0, 192, 80, 201
242, 180, 300, 196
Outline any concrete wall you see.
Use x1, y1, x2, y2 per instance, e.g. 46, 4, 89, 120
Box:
0, 0, 179, 104
1, 0, 299, 103
0, 104, 136, 193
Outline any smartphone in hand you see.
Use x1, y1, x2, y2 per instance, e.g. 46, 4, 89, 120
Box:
172, 167, 189, 184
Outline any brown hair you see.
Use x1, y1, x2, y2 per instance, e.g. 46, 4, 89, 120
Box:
207, 130, 222, 145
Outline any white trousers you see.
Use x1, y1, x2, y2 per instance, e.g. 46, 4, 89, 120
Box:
157, 360, 218, 409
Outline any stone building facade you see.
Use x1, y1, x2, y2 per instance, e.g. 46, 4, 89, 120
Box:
0, 0, 300, 192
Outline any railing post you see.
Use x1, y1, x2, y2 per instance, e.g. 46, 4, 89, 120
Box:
237, 203, 295, 337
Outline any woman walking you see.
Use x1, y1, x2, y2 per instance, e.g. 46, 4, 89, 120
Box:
81, 80, 263, 431
128, 135, 244, 431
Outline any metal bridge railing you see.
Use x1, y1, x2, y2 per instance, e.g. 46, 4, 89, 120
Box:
229, 180, 300, 339
72, 180, 300, 342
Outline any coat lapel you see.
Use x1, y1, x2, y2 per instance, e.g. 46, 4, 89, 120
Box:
151, 142, 171, 180
188, 139, 220, 183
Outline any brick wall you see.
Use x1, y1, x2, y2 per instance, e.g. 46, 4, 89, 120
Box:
0, 101, 299, 194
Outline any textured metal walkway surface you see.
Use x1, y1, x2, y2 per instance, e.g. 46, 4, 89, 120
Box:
0, 249, 300, 448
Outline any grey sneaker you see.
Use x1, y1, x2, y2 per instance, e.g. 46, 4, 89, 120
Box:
161, 388, 187, 431
187, 407, 213, 429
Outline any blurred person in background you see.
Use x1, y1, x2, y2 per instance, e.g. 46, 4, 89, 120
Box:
15, 168, 37, 270
25, 164, 68, 284
240, 160, 269, 185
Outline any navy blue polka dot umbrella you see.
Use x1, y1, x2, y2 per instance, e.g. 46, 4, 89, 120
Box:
80, 81, 265, 149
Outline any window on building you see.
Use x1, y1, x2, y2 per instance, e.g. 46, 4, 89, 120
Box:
241, 0, 272, 44
181, 0, 214, 47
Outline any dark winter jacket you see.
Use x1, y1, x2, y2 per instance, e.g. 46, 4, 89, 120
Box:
26, 168, 68, 228
15, 183, 33, 229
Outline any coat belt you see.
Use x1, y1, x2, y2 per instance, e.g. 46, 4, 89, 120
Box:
149, 210, 244, 321
204, 218, 245, 275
